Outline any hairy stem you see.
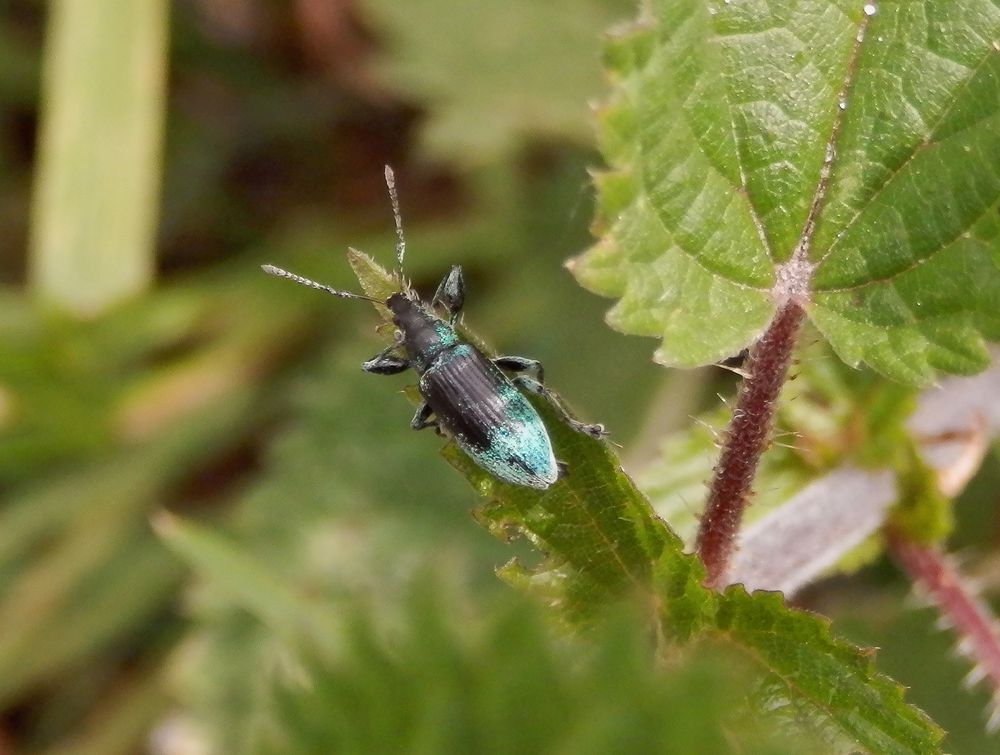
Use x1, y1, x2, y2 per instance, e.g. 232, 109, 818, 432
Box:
887, 531, 1000, 731
696, 301, 805, 588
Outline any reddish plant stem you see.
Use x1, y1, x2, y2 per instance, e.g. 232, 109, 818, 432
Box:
696, 301, 805, 588
887, 530, 1000, 728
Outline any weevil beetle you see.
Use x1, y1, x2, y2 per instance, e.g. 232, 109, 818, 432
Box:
262, 166, 605, 489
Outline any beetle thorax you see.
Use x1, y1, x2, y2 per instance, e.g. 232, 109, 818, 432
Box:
387, 293, 458, 370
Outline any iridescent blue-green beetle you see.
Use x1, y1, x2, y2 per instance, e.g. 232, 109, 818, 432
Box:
262, 167, 605, 489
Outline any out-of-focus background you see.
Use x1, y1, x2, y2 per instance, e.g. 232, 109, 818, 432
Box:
1, 1, 999, 753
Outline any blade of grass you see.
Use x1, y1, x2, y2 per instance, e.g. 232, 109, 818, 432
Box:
29, 0, 169, 315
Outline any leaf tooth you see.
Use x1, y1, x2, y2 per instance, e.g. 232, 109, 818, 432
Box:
570, 239, 627, 297
602, 20, 656, 77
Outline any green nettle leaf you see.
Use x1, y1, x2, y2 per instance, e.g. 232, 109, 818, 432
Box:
446, 396, 682, 625
713, 588, 942, 754
346, 250, 941, 749
454, 399, 943, 750
573, 0, 1000, 384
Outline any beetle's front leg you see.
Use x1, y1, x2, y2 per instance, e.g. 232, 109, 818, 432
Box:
493, 355, 544, 383
362, 343, 410, 375
511, 376, 606, 439
410, 402, 441, 434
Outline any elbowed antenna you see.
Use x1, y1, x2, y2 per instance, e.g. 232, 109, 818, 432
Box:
383, 165, 406, 277
261, 264, 380, 303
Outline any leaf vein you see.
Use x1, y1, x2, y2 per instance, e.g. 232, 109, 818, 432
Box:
638, 188, 771, 291
815, 189, 1000, 293
721, 78, 778, 263
786, 7, 872, 270
816, 34, 1000, 267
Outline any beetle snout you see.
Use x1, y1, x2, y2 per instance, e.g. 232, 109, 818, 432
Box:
386, 292, 408, 313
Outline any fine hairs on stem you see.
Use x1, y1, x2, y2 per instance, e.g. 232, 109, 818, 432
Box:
695, 301, 805, 588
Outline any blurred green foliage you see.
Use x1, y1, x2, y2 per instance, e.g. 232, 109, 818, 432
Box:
1, 0, 998, 753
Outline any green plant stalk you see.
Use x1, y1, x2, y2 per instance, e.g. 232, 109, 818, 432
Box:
29, 0, 169, 316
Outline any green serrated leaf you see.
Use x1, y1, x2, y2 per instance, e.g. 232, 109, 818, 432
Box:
445, 375, 940, 750
812, 227, 1000, 382
447, 393, 681, 624
716, 588, 944, 754
577, 0, 1000, 383
232, 225, 943, 750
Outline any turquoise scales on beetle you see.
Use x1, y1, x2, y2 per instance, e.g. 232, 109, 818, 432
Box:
262, 167, 606, 490
417, 343, 559, 488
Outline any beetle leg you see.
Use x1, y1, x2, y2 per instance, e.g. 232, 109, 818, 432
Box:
493, 355, 544, 383
511, 376, 607, 439
410, 402, 439, 432
362, 343, 410, 375
432, 265, 465, 324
